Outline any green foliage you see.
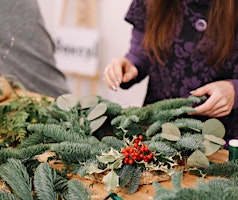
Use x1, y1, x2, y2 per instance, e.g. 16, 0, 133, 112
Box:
66, 179, 91, 200
0, 144, 50, 164
117, 164, 142, 194
148, 141, 177, 157
0, 96, 51, 147
101, 136, 126, 151
0, 159, 33, 200
34, 163, 57, 200
153, 169, 238, 200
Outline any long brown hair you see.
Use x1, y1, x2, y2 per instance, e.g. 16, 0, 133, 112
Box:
143, 0, 238, 67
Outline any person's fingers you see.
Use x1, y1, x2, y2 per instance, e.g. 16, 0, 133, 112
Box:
103, 65, 118, 91
123, 65, 138, 82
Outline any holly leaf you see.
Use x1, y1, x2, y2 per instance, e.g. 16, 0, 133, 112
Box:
97, 148, 123, 164
102, 170, 119, 191
85, 164, 106, 174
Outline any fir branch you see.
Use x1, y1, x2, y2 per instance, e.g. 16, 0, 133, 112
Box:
0, 144, 50, 163
174, 133, 204, 151
201, 160, 238, 177
34, 163, 57, 200
148, 141, 177, 157
0, 192, 19, 200
172, 118, 204, 131
27, 123, 86, 143
50, 142, 93, 163
18, 132, 45, 148
117, 165, 141, 194
66, 178, 91, 200
0, 159, 33, 200
101, 136, 126, 151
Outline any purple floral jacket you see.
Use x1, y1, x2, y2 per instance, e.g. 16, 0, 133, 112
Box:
120, 0, 238, 145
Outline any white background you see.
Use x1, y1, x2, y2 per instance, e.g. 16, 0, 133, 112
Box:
37, 0, 148, 107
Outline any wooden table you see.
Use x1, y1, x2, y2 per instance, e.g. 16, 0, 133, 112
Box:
70, 150, 228, 200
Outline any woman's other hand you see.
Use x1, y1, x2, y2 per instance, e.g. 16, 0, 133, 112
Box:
190, 80, 235, 118
103, 57, 138, 91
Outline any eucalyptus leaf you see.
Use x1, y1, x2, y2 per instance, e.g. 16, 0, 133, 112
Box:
202, 118, 225, 138
87, 103, 107, 121
160, 133, 181, 141
161, 123, 181, 141
102, 170, 119, 191
79, 96, 99, 110
187, 149, 210, 168
204, 134, 226, 145
56, 93, 79, 111
202, 140, 221, 156
89, 116, 107, 134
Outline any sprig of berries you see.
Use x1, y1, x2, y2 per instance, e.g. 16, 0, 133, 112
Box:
122, 135, 154, 165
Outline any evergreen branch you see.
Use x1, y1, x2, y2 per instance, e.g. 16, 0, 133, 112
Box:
66, 178, 91, 200
0, 159, 33, 200
201, 160, 238, 177
34, 163, 56, 200
0, 192, 19, 200
148, 141, 177, 157
18, 132, 45, 148
0, 144, 50, 163
117, 165, 141, 194
174, 133, 204, 151
101, 136, 126, 151
50, 142, 93, 163
172, 118, 204, 131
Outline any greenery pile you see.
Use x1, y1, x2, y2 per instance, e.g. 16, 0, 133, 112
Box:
0, 91, 234, 199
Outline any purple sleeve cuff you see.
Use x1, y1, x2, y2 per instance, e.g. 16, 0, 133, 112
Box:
229, 79, 238, 109
120, 28, 150, 89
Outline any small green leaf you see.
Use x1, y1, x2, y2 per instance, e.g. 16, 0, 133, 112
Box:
204, 134, 226, 145
161, 123, 181, 141
79, 96, 99, 110
202, 118, 225, 138
89, 116, 107, 133
102, 170, 119, 191
187, 149, 209, 168
87, 103, 107, 121
56, 93, 79, 111
202, 140, 221, 156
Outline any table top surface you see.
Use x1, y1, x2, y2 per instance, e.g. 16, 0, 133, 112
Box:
74, 149, 229, 200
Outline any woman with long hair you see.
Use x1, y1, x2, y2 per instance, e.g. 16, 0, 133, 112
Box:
103, 0, 238, 146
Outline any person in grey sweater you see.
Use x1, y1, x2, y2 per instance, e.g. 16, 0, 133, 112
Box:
0, 0, 70, 98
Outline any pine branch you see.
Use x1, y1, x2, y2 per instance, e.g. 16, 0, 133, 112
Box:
101, 136, 126, 151
0, 144, 50, 163
0, 192, 19, 200
34, 163, 57, 200
0, 159, 33, 200
148, 141, 177, 157
65, 178, 91, 200
174, 133, 204, 151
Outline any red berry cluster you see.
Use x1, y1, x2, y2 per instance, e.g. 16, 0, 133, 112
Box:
122, 135, 154, 165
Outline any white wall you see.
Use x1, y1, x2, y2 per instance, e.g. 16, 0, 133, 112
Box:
37, 0, 148, 107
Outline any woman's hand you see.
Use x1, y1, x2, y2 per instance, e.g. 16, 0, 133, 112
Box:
190, 81, 235, 118
103, 57, 138, 91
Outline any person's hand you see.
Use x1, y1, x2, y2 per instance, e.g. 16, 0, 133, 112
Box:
190, 80, 235, 118
103, 57, 138, 91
